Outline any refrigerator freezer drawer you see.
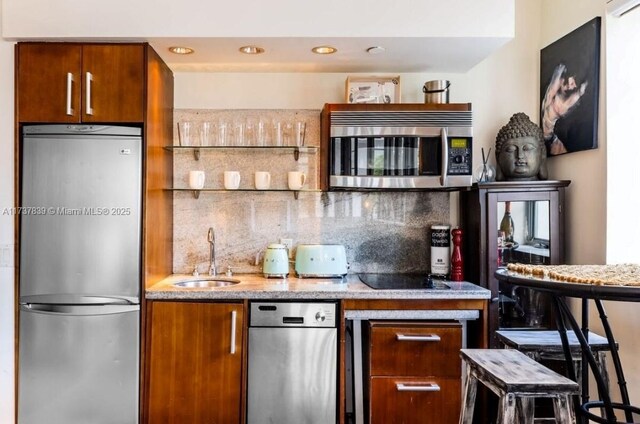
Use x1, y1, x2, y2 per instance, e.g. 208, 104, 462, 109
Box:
18, 304, 139, 424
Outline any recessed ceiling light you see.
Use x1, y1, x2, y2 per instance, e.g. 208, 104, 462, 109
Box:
366, 46, 385, 55
168, 46, 194, 55
312, 45, 337, 55
239, 45, 265, 55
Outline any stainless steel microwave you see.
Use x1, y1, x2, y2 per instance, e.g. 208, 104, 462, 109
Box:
321, 104, 473, 190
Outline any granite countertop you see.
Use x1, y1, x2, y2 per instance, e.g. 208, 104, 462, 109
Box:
146, 274, 491, 300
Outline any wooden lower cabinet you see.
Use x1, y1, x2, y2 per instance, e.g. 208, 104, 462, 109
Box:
370, 377, 461, 424
366, 321, 462, 424
146, 301, 244, 423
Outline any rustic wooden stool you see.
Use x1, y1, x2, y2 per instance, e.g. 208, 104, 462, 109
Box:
495, 329, 612, 392
459, 349, 579, 424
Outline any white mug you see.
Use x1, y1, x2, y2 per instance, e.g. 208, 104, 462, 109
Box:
287, 171, 307, 190
224, 171, 241, 190
189, 170, 205, 189
254, 171, 271, 190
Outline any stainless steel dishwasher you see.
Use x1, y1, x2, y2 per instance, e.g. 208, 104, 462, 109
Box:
247, 301, 337, 424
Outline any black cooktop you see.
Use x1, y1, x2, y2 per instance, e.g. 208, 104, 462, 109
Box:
358, 274, 451, 290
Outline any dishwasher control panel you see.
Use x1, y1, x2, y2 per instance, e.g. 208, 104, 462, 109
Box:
250, 302, 337, 328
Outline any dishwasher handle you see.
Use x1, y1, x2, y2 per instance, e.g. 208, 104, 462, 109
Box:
249, 302, 337, 327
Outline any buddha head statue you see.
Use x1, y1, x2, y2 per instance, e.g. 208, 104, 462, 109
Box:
495, 112, 548, 181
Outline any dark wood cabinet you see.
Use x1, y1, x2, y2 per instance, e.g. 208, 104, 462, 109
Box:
365, 321, 462, 424
459, 180, 570, 347
16, 43, 144, 123
145, 301, 244, 423
16, 43, 82, 123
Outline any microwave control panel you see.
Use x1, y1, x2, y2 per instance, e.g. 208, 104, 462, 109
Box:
448, 137, 472, 175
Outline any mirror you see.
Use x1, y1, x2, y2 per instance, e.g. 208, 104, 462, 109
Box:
497, 200, 551, 265
497, 200, 552, 329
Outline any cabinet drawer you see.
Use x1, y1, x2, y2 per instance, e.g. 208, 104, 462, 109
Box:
369, 322, 462, 377
369, 376, 461, 424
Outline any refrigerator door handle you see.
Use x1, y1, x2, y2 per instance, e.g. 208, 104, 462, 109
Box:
78, 295, 138, 305
20, 294, 138, 306
21, 303, 139, 316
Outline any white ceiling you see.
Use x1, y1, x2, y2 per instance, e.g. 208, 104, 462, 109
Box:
3, 0, 515, 73
148, 36, 511, 73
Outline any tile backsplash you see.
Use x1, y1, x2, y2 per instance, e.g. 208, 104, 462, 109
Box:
173, 109, 450, 275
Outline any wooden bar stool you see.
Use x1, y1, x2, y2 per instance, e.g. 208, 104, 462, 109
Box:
495, 329, 612, 392
459, 349, 579, 424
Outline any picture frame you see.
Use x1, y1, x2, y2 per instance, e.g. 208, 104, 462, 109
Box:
540, 17, 601, 156
345, 75, 401, 104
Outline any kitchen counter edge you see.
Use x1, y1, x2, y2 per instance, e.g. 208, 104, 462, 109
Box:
146, 274, 491, 300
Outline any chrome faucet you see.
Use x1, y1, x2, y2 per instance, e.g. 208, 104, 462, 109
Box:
208, 227, 217, 276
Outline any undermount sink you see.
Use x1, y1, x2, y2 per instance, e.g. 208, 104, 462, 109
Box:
173, 278, 241, 288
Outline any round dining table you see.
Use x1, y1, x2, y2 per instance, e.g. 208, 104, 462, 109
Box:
495, 268, 640, 424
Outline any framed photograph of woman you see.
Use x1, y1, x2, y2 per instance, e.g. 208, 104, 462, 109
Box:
540, 17, 601, 156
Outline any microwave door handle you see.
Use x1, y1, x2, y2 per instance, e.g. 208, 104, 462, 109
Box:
440, 127, 449, 187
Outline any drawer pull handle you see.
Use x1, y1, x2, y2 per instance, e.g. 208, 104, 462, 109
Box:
396, 334, 441, 342
396, 383, 441, 392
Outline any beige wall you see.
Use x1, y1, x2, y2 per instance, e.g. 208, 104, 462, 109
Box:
541, 1, 607, 266
0, 0, 15, 421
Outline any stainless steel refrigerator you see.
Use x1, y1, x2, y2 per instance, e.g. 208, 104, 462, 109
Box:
19, 125, 142, 424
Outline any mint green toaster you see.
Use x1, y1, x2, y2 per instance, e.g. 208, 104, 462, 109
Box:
294, 244, 348, 278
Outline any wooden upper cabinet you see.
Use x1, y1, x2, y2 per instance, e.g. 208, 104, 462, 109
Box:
17, 43, 83, 123
81, 45, 144, 123
16, 43, 145, 123
146, 302, 244, 424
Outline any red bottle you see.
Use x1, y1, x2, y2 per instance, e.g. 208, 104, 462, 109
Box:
450, 228, 464, 281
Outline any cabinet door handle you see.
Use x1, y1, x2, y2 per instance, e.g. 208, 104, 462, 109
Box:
230, 310, 237, 354
396, 334, 441, 342
85, 71, 94, 116
65, 72, 74, 116
396, 383, 441, 392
